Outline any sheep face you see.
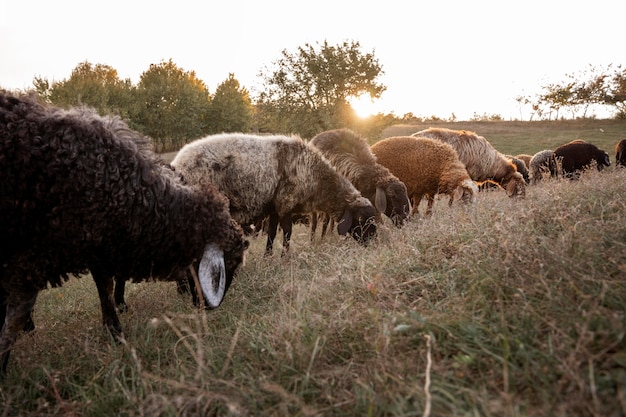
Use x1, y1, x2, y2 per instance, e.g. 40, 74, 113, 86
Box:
380, 182, 411, 227
454, 179, 478, 205
503, 172, 526, 198
337, 198, 377, 244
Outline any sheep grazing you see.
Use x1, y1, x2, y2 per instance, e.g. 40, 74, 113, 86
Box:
370, 136, 478, 217
171, 133, 377, 256
615, 139, 626, 167
507, 155, 530, 184
0, 91, 248, 374
309, 128, 411, 228
412, 128, 526, 198
515, 154, 533, 169
549, 139, 611, 179
529, 149, 554, 184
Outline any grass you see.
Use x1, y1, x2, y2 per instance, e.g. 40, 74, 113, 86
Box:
2, 123, 626, 416
381, 118, 626, 157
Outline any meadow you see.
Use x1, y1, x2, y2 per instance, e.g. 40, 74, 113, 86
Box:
1, 120, 625, 416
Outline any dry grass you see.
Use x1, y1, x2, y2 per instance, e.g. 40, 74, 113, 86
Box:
2, 165, 626, 416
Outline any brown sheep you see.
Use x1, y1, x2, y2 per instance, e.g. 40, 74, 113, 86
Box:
412, 127, 526, 198
507, 155, 530, 184
615, 139, 626, 167
549, 139, 610, 179
370, 136, 478, 217
515, 154, 533, 168
309, 128, 411, 231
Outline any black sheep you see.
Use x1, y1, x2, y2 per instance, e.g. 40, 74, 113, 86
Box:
549, 139, 611, 179
0, 91, 248, 374
615, 139, 626, 167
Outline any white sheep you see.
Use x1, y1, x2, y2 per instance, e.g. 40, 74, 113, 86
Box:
171, 133, 378, 255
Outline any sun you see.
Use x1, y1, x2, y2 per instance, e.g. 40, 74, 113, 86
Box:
349, 93, 379, 118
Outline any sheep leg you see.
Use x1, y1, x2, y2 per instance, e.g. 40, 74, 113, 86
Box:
91, 271, 124, 340
0, 290, 38, 375
279, 214, 293, 256
264, 212, 280, 256
113, 277, 129, 312
310, 213, 318, 242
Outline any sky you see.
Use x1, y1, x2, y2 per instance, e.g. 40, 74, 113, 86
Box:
1, 0, 624, 121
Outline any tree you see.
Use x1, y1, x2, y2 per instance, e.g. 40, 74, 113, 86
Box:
208, 73, 254, 133
257, 40, 386, 137
135, 59, 211, 152
46, 61, 135, 119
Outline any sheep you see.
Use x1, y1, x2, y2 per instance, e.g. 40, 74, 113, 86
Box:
515, 154, 533, 169
308, 128, 411, 236
370, 136, 478, 217
171, 133, 378, 256
0, 90, 248, 374
507, 155, 530, 184
615, 139, 626, 167
549, 139, 611, 179
529, 149, 554, 184
412, 127, 526, 198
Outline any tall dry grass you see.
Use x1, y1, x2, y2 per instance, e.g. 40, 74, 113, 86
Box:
1, 167, 625, 416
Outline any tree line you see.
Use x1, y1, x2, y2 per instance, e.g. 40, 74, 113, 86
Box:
15, 40, 626, 152
28, 41, 394, 153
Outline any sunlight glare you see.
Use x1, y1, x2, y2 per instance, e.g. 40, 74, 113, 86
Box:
349, 93, 378, 118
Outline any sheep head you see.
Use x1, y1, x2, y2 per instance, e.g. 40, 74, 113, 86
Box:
502, 172, 526, 198
377, 182, 411, 227
337, 197, 377, 244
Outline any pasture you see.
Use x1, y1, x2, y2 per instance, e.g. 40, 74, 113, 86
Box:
1, 121, 626, 416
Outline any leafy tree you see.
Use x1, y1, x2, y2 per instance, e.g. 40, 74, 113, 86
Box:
257, 40, 386, 137
45, 61, 135, 119
603, 65, 626, 118
135, 59, 211, 152
208, 73, 254, 133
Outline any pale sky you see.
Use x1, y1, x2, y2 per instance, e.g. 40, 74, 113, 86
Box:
1, 0, 623, 121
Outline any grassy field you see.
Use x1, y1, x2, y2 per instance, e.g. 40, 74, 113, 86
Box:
1, 121, 626, 416
380, 118, 626, 158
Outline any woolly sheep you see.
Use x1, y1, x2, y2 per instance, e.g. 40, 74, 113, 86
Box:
171, 133, 378, 255
529, 149, 554, 184
549, 139, 610, 179
615, 139, 626, 167
515, 154, 533, 168
370, 136, 478, 216
0, 91, 248, 374
309, 128, 411, 237
507, 155, 530, 184
412, 128, 526, 198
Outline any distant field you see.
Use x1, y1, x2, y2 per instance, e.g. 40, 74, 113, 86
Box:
380, 119, 626, 157
159, 120, 626, 163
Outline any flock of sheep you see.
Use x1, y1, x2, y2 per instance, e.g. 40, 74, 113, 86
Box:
0, 89, 623, 376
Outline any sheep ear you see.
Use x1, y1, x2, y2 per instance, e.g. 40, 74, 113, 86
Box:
374, 187, 387, 213
337, 210, 353, 235
198, 243, 226, 308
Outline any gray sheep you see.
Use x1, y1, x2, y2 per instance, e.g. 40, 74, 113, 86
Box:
529, 149, 554, 184
171, 133, 378, 255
